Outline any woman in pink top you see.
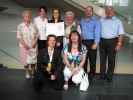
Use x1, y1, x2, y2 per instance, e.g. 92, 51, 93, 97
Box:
17, 10, 38, 79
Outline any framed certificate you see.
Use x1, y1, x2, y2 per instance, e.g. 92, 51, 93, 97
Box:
46, 22, 64, 36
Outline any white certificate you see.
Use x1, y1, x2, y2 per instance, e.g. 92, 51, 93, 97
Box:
46, 22, 64, 36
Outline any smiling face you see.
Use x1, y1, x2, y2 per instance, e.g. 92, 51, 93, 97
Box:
47, 36, 56, 48
84, 6, 93, 18
23, 10, 32, 23
105, 6, 115, 18
66, 15, 74, 25
52, 9, 60, 20
39, 8, 47, 18
65, 11, 74, 25
70, 32, 79, 43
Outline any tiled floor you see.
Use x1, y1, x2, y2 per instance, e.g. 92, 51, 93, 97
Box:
0, 68, 133, 100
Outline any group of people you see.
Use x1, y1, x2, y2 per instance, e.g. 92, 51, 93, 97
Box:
17, 5, 125, 91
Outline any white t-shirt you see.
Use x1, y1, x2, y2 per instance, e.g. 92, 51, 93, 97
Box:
34, 16, 48, 40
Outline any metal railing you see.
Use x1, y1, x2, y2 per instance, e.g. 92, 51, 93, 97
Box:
0, 48, 20, 62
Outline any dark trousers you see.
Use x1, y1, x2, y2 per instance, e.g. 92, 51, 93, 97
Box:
57, 36, 63, 51
33, 68, 64, 91
82, 40, 97, 75
38, 40, 47, 50
99, 38, 117, 80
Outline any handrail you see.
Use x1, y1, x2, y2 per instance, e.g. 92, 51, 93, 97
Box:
64, 0, 129, 22
0, 48, 20, 62
64, 0, 105, 17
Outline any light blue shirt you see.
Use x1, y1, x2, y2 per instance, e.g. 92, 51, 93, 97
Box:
80, 16, 101, 45
100, 16, 125, 39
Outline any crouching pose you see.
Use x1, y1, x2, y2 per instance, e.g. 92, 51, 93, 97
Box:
33, 35, 64, 91
63, 31, 87, 90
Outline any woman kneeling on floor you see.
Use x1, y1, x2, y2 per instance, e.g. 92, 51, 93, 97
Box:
63, 31, 87, 90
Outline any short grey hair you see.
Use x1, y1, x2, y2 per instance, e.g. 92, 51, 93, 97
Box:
65, 11, 75, 17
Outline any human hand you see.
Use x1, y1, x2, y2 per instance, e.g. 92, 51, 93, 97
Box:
69, 63, 75, 71
32, 42, 36, 48
46, 67, 51, 73
73, 68, 79, 75
115, 42, 122, 51
51, 75, 56, 80
91, 43, 97, 50
23, 44, 30, 50
56, 42, 61, 47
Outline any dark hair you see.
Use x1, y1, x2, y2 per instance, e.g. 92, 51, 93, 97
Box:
38, 6, 47, 13
68, 31, 82, 52
47, 34, 57, 41
46, 34, 57, 47
51, 8, 61, 22
85, 6, 93, 11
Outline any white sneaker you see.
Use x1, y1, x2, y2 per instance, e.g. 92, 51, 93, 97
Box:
25, 73, 31, 79
63, 84, 68, 90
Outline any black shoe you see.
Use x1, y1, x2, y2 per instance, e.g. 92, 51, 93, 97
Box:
88, 73, 95, 85
89, 72, 95, 78
54, 87, 63, 91
100, 75, 106, 80
106, 77, 112, 83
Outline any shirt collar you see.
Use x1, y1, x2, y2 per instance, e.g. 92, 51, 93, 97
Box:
39, 16, 47, 22
65, 21, 76, 27
23, 22, 32, 27
105, 16, 117, 20
83, 16, 96, 22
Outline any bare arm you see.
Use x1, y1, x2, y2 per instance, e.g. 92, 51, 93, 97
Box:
63, 53, 71, 68
78, 54, 86, 69
17, 34, 29, 49
115, 35, 124, 51
32, 33, 38, 48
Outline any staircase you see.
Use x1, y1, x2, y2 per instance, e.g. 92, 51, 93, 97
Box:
64, 0, 106, 17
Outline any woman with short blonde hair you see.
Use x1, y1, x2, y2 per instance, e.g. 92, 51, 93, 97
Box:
17, 10, 38, 79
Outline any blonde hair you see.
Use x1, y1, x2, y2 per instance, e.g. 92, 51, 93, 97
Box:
22, 9, 32, 17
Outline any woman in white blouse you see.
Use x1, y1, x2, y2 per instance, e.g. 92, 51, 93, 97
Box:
34, 6, 48, 50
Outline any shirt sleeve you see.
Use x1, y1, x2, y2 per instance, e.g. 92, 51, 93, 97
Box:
33, 18, 36, 27
16, 24, 22, 40
79, 19, 83, 33
118, 20, 125, 35
63, 44, 68, 54
94, 20, 101, 45
77, 25, 81, 34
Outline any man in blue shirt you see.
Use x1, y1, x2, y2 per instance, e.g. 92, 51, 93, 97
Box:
80, 6, 101, 80
100, 6, 125, 82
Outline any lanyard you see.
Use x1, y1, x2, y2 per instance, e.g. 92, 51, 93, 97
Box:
48, 48, 54, 63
